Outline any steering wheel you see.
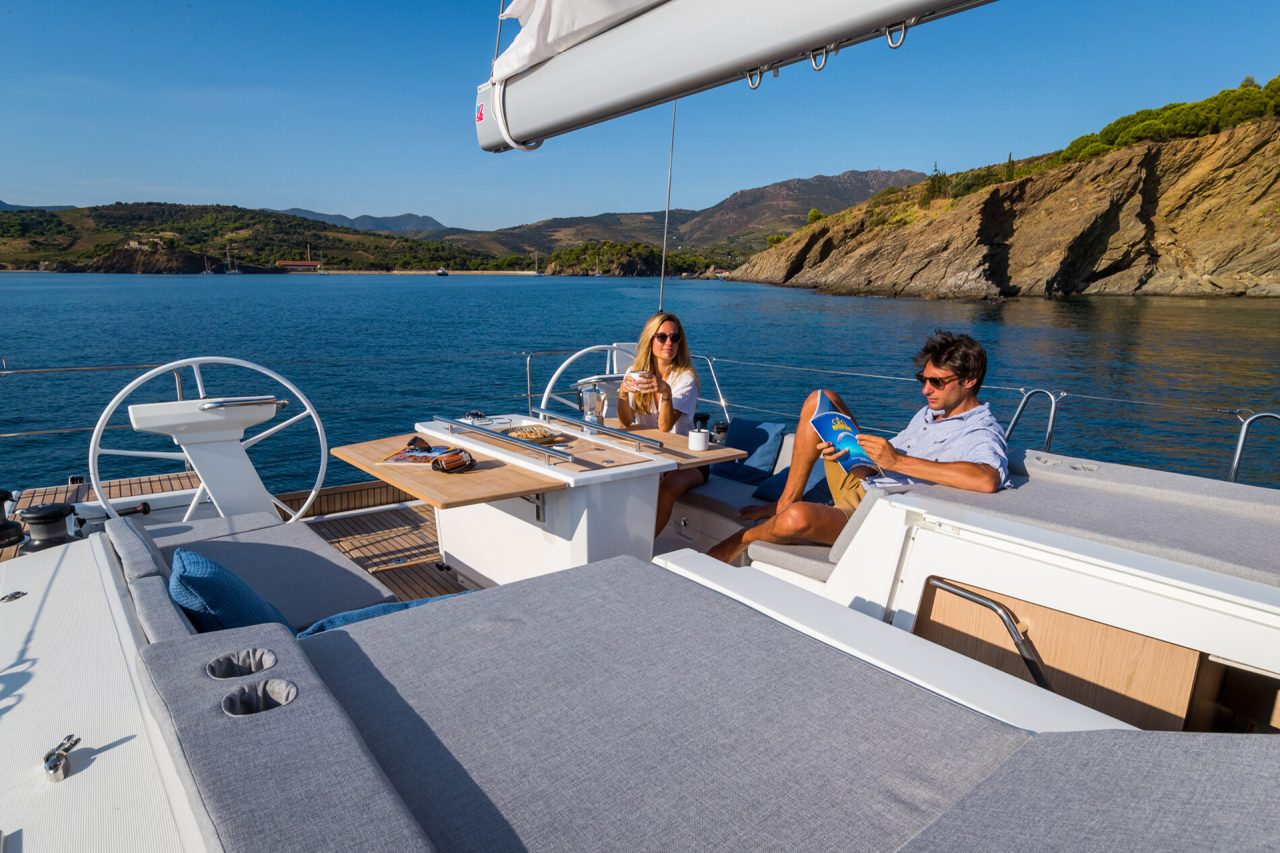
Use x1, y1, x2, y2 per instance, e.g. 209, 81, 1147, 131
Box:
89, 357, 328, 523
540, 344, 634, 411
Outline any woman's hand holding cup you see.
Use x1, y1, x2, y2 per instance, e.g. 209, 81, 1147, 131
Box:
624, 370, 654, 394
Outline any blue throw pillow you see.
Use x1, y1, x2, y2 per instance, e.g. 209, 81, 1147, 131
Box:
169, 548, 289, 633
710, 419, 787, 485
751, 465, 833, 504
296, 592, 469, 638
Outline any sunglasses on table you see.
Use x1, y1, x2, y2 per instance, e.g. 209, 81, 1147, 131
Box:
653, 332, 682, 344
915, 371, 961, 390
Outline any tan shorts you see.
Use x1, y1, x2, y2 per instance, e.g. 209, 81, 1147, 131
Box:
824, 460, 868, 517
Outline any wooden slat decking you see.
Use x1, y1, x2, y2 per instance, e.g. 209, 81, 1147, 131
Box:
86, 471, 202, 502
308, 505, 466, 601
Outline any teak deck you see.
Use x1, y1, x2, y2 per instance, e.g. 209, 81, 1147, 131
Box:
309, 504, 465, 601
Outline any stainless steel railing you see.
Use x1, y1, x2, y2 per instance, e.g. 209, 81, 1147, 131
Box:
4, 353, 1276, 485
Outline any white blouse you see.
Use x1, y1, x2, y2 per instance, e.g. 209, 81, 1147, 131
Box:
626, 369, 698, 435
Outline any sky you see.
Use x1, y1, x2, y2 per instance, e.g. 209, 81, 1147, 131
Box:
2, 0, 1278, 231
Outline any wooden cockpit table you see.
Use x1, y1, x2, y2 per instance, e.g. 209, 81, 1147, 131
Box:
332, 416, 745, 589
332, 433, 568, 510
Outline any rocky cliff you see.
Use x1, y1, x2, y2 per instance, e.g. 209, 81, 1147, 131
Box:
733, 122, 1280, 298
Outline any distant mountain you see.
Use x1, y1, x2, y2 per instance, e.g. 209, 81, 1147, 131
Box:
440, 169, 925, 256
678, 168, 927, 245
439, 210, 701, 257
0, 200, 75, 211
275, 208, 447, 234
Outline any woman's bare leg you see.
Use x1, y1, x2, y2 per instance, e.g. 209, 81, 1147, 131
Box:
655, 467, 707, 537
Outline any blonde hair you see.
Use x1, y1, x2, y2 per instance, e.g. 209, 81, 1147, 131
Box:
628, 312, 697, 414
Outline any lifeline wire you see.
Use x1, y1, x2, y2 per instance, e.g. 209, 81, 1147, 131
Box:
706, 357, 1253, 418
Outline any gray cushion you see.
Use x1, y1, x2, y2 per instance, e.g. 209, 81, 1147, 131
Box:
181, 522, 395, 631
903, 730, 1280, 851
128, 574, 195, 642
301, 557, 1028, 852
906, 448, 1280, 588
747, 541, 836, 582
682, 473, 762, 520
105, 516, 171, 581
150, 511, 285, 559
139, 622, 433, 853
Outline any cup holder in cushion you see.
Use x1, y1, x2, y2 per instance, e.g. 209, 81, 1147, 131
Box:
222, 679, 297, 717
207, 649, 278, 679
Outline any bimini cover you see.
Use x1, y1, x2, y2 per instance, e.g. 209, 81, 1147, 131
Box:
492, 0, 668, 83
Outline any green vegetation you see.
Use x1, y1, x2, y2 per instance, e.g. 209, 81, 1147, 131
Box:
806, 208, 825, 224
910, 73, 1280, 209
547, 240, 742, 276
766, 233, 788, 248
1058, 74, 1279, 165
0, 209, 73, 238
866, 186, 905, 209
0, 202, 500, 272
79, 203, 488, 270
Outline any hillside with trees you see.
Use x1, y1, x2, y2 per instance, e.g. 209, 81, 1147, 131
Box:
735, 76, 1280, 298
0, 203, 524, 273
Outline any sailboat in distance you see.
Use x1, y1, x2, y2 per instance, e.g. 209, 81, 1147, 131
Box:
225, 243, 242, 274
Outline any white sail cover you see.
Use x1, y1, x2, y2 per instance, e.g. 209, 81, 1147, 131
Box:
477, 0, 996, 152
492, 0, 669, 83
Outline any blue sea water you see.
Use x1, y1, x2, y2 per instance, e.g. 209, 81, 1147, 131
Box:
1, 272, 1278, 492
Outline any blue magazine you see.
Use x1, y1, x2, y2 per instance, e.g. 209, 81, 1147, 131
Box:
808, 409, 880, 474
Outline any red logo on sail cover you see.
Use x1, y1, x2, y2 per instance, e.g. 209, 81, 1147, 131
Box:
475, 104, 485, 123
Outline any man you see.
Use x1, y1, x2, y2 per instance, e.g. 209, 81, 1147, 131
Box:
707, 330, 1009, 564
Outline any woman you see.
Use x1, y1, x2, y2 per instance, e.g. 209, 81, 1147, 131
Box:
617, 312, 706, 536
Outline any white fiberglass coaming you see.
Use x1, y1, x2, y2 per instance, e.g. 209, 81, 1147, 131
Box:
477, 0, 996, 151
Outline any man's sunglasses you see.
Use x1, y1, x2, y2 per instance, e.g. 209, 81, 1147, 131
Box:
653, 332, 682, 344
915, 371, 960, 390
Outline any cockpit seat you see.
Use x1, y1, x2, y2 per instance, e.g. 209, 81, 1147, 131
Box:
107, 514, 397, 640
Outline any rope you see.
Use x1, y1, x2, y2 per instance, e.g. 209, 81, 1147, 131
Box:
657, 99, 678, 312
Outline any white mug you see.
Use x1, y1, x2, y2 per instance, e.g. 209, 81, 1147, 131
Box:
688, 429, 710, 452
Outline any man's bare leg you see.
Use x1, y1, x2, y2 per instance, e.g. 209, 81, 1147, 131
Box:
736, 389, 854, 521
709, 501, 848, 564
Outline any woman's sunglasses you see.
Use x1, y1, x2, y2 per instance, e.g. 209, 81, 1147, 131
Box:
653, 332, 682, 344
915, 371, 960, 390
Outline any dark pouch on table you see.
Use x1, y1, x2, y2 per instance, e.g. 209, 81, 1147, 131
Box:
432, 449, 476, 473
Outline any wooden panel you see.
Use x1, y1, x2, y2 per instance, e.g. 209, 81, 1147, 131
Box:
914, 579, 1200, 731
600, 419, 747, 470
331, 434, 567, 510
84, 471, 201, 502
276, 480, 419, 520
309, 505, 466, 602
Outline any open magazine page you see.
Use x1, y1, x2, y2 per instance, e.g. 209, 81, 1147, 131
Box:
379, 446, 451, 465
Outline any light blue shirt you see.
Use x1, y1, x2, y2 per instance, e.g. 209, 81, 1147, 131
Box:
866, 402, 1010, 489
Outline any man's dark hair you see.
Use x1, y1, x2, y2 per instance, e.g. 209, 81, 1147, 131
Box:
914, 330, 987, 391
